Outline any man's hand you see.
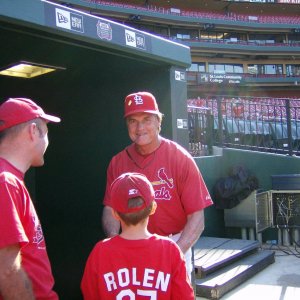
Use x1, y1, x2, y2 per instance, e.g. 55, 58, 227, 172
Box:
177, 210, 205, 254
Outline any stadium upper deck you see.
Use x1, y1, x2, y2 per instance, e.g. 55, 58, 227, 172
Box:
56, 0, 300, 98
84, 0, 300, 16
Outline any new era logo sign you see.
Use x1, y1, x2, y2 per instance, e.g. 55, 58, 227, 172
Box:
57, 12, 68, 24
175, 71, 186, 82
55, 8, 84, 33
125, 30, 146, 50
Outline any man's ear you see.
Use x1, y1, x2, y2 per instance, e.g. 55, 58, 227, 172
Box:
28, 122, 38, 140
149, 201, 157, 215
111, 209, 121, 221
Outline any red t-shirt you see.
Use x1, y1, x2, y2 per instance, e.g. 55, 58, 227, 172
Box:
81, 235, 194, 300
0, 158, 58, 300
103, 137, 213, 235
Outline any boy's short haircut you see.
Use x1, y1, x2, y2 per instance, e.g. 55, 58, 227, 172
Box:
118, 196, 154, 226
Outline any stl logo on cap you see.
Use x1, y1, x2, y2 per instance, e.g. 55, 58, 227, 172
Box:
124, 92, 161, 118
134, 94, 143, 105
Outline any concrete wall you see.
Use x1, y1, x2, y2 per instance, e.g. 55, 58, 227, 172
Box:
195, 148, 300, 239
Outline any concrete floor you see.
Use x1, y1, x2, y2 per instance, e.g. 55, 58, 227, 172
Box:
196, 245, 300, 300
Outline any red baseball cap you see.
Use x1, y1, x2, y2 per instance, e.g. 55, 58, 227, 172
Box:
124, 92, 161, 118
0, 97, 61, 132
110, 172, 155, 214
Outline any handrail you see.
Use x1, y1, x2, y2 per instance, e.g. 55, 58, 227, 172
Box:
181, 38, 300, 48
186, 72, 300, 83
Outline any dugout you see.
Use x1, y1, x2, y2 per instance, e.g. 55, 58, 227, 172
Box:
0, 0, 191, 299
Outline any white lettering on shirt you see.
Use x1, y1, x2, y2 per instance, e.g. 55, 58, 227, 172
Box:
132, 268, 141, 285
104, 272, 117, 291
118, 268, 130, 287
143, 269, 154, 287
156, 271, 170, 291
104, 268, 170, 292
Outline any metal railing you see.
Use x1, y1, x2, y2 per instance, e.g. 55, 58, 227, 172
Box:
188, 97, 300, 157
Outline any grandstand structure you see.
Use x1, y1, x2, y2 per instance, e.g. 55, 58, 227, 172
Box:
71, 0, 300, 94
54, 0, 300, 156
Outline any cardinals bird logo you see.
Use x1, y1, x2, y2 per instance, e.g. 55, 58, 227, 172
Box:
158, 168, 174, 188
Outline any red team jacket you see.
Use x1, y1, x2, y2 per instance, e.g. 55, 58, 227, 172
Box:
81, 235, 194, 300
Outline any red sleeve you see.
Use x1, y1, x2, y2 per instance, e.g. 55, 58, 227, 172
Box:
177, 149, 213, 215
0, 182, 28, 248
170, 243, 195, 300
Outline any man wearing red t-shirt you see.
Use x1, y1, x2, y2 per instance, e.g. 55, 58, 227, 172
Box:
0, 98, 60, 299
102, 91, 213, 276
82, 172, 194, 300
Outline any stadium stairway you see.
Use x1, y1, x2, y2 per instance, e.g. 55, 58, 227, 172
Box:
193, 237, 275, 299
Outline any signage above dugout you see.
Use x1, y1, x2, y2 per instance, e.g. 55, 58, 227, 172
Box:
0, 0, 191, 68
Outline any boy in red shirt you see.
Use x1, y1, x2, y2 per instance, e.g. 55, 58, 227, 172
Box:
81, 172, 194, 300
